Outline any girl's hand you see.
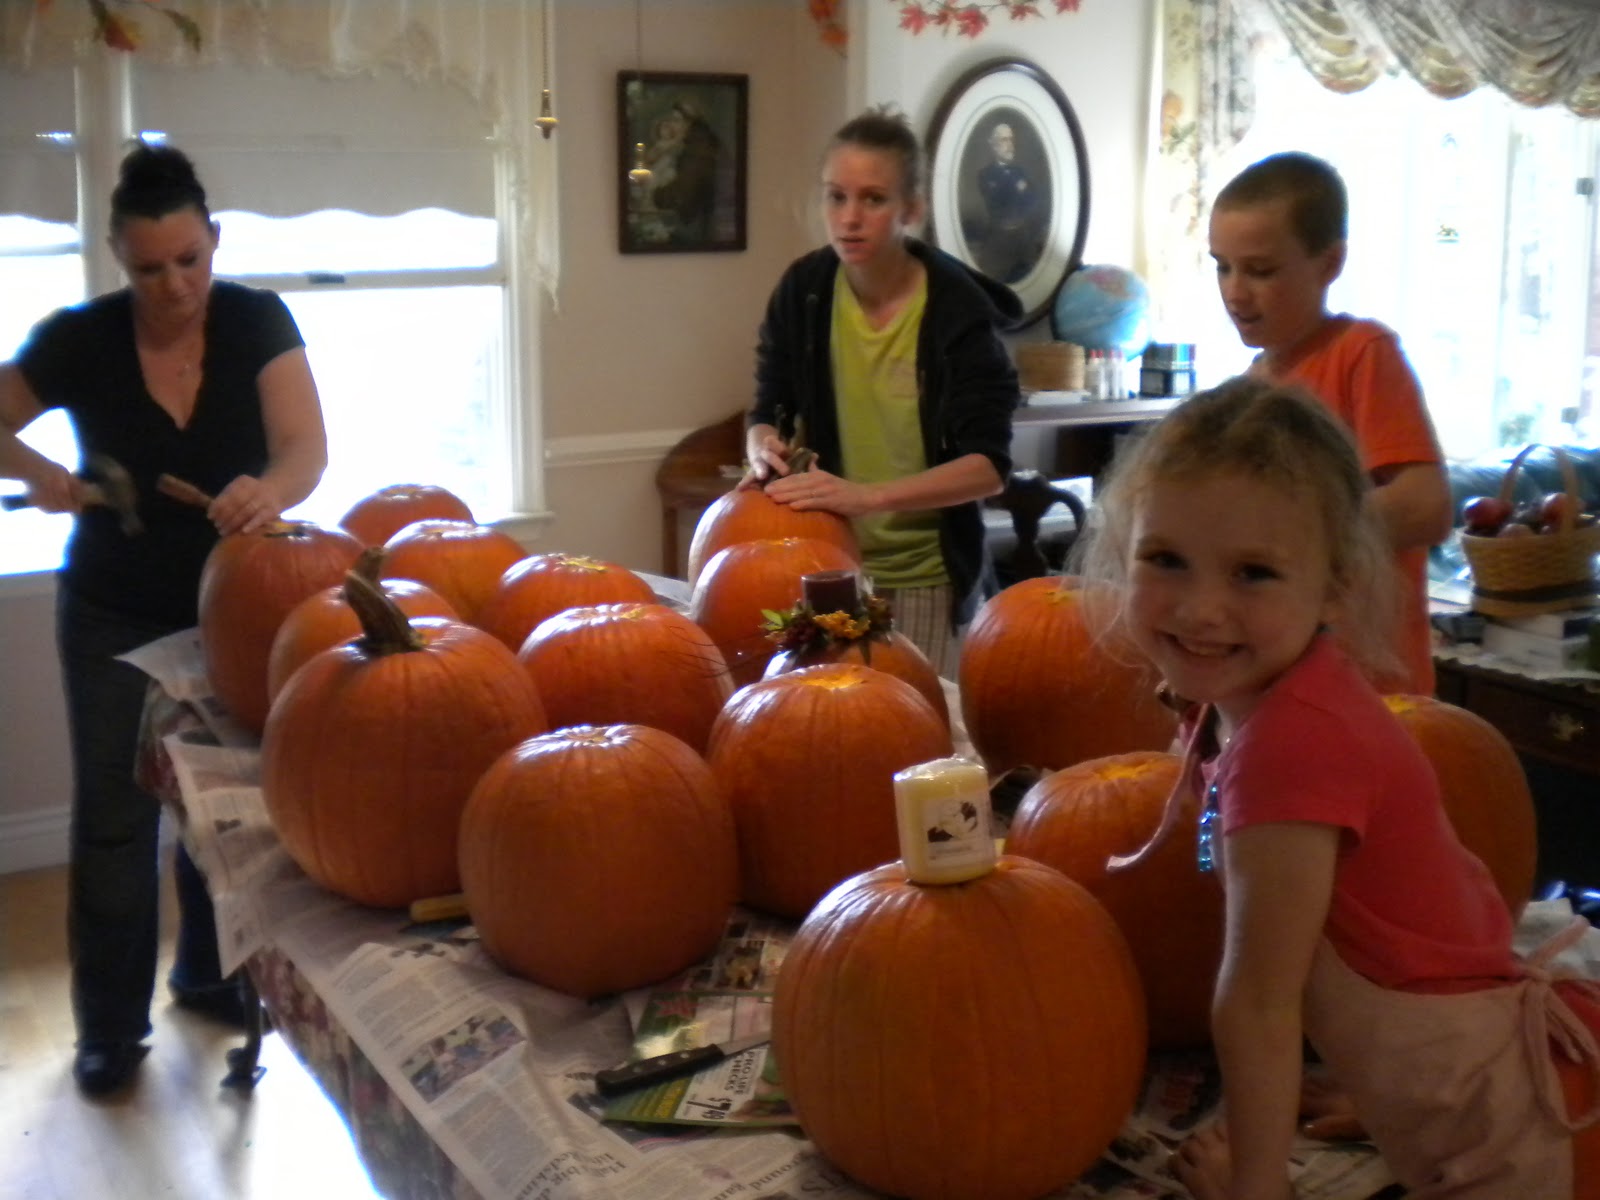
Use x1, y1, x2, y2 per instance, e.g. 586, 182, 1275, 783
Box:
1298, 1073, 1366, 1141
744, 432, 791, 485
764, 467, 874, 517
210, 475, 285, 536
1169, 1121, 1294, 1200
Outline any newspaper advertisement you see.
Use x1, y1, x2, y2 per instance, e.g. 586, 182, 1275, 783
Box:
603, 911, 797, 1128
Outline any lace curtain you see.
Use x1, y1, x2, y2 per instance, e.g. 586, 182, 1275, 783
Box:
0, 0, 560, 296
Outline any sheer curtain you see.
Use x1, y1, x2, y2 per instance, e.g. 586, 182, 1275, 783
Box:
0, 0, 561, 298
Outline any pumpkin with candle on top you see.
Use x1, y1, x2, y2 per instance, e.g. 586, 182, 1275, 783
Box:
772, 852, 1146, 1200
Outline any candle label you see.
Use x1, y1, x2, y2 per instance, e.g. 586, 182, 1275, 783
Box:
894, 756, 997, 884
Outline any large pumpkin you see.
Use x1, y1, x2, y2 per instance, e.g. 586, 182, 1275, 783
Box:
1383, 693, 1538, 918
686, 485, 860, 586
689, 537, 860, 687
199, 520, 364, 735
459, 724, 738, 999
764, 629, 949, 728
959, 575, 1177, 776
705, 662, 951, 918
265, 549, 460, 705
262, 572, 548, 908
379, 518, 525, 626
339, 483, 474, 548
1007, 751, 1223, 1049
477, 553, 657, 654
517, 602, 733, 753
772, 855, 1147, 1200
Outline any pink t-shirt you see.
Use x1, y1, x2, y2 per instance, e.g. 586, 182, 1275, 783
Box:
1206, 635, 1517, 991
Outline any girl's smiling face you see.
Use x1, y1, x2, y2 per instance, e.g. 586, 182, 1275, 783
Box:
1127, 472, 1342, 730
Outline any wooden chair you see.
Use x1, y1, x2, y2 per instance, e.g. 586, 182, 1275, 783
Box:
654, 411, 745, 576
990, 469, 1087, 584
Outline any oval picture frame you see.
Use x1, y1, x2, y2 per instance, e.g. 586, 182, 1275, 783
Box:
925, 58, 1091, 328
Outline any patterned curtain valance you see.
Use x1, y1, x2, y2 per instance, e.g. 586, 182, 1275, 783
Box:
0, 0, 560, 295
1241, 0, 1600, 116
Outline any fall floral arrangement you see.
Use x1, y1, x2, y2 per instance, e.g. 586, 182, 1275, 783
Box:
763, 588, 896, 658
41, 0, 201, 52
810, 0, 1082, 52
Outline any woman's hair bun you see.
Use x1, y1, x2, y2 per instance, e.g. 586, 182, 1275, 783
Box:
111, 140, 209, 225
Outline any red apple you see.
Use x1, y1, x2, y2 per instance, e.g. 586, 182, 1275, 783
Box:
1538, 491, 1577, 532
1461, 495, 1511, 535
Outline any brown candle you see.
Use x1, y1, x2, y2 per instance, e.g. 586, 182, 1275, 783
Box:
802, 569, 861, 615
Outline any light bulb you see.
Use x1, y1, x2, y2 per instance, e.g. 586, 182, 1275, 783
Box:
628, 141, 653, 185
535, 89, 558, 139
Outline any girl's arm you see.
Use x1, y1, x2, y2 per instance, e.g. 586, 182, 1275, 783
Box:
765, 451, 1002, 518
1369, 460, 1453, 551
208, 347, 329, 535
1208, 821, 1340, 1200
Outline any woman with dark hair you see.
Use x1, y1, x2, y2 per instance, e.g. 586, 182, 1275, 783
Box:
0, 141, 327, 1096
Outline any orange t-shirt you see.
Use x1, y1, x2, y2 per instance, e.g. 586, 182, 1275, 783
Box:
1254, 315, 1444, 696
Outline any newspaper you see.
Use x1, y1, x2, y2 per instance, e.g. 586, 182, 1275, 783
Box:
129, 625, 1599, 1200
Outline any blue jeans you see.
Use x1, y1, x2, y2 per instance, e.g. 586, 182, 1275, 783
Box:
57, 587, 223, 1045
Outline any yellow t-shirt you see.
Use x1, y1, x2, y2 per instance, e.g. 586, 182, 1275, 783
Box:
831, 265, 946, 588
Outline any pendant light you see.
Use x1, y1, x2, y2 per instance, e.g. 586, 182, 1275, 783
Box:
534, 0, 558, 139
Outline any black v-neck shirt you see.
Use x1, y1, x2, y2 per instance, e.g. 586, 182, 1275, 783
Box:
18, 281, 304, 625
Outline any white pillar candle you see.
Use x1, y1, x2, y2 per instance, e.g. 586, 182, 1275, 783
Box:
893, 756, 997, 885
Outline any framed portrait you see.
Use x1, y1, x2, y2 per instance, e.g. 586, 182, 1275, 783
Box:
925, 58, 1090, 327
617, 71, 748, 254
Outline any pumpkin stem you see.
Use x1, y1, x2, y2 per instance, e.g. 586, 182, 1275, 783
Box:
352, 545, 386, 583
343, 567, 426, 655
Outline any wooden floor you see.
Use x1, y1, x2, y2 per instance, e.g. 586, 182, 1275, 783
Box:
0, 863, 385, 1200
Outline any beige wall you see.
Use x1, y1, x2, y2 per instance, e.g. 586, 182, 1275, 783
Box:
0, 0, 1155, 873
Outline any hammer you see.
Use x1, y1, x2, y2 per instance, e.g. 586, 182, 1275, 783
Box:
1, 453, 142, 536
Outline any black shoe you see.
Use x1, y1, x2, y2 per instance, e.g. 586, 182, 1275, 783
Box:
73, 1041, 149, 1097
169, 977, 251, 1029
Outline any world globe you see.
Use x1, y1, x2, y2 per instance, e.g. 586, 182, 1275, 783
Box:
1050, 264, 1151, 355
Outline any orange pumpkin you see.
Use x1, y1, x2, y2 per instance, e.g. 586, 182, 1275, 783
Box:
959, 575, 1177, 776
262, 573, 548, 908
686, 485, 860, 585
764, 627, 949, 729
339, 483, 474, 548
1383, 694, 1538, 919
517, 602, 733, 754
689, 537, 860, 687
477, 553, 657, 654
705, 662, 952, 918
459, 724, 738, 998
1007, 751, 1224, 1049
379, 518, 525, 626
772, 855, 1146, 1200
266, 549, 460, 705
198, 520, 364, 735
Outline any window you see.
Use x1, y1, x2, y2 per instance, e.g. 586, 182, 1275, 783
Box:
1193, 46, 1599, 462
1, 58, 528, 575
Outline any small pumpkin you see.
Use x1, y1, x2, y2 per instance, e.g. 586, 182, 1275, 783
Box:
1383, 693, 1538, 919
959, 575, 1177, 777
198, 520, 364, 735
262, 571, 548, 908
266, 548, 460, 705
772, 855, 1147, 1200
518, 602, 733, 753
338, 482, 474, 548
379, 518, 526, 626
460, 724, 738, 999
477, 552, 657, 654
689, 536, 860, 687
1007, 750, 1223, 1049
706, 662, 951, 918
687, 485, 860, 585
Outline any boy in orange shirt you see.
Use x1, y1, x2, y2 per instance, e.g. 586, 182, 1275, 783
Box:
1209, 151, 1453, 695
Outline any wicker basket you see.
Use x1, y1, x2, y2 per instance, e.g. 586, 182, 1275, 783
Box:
1016, 341, 1085, 393
1462, 445, 1600, 618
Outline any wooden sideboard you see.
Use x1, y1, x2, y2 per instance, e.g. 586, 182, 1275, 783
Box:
1434, 656, 1600, 889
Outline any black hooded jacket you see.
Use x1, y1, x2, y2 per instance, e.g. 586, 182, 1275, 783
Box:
750, 238, 1023, 628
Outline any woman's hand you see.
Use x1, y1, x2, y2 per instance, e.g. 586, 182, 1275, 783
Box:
764, 467, 876, 517
209, 474, 285, 536
25, 461, 85, 515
